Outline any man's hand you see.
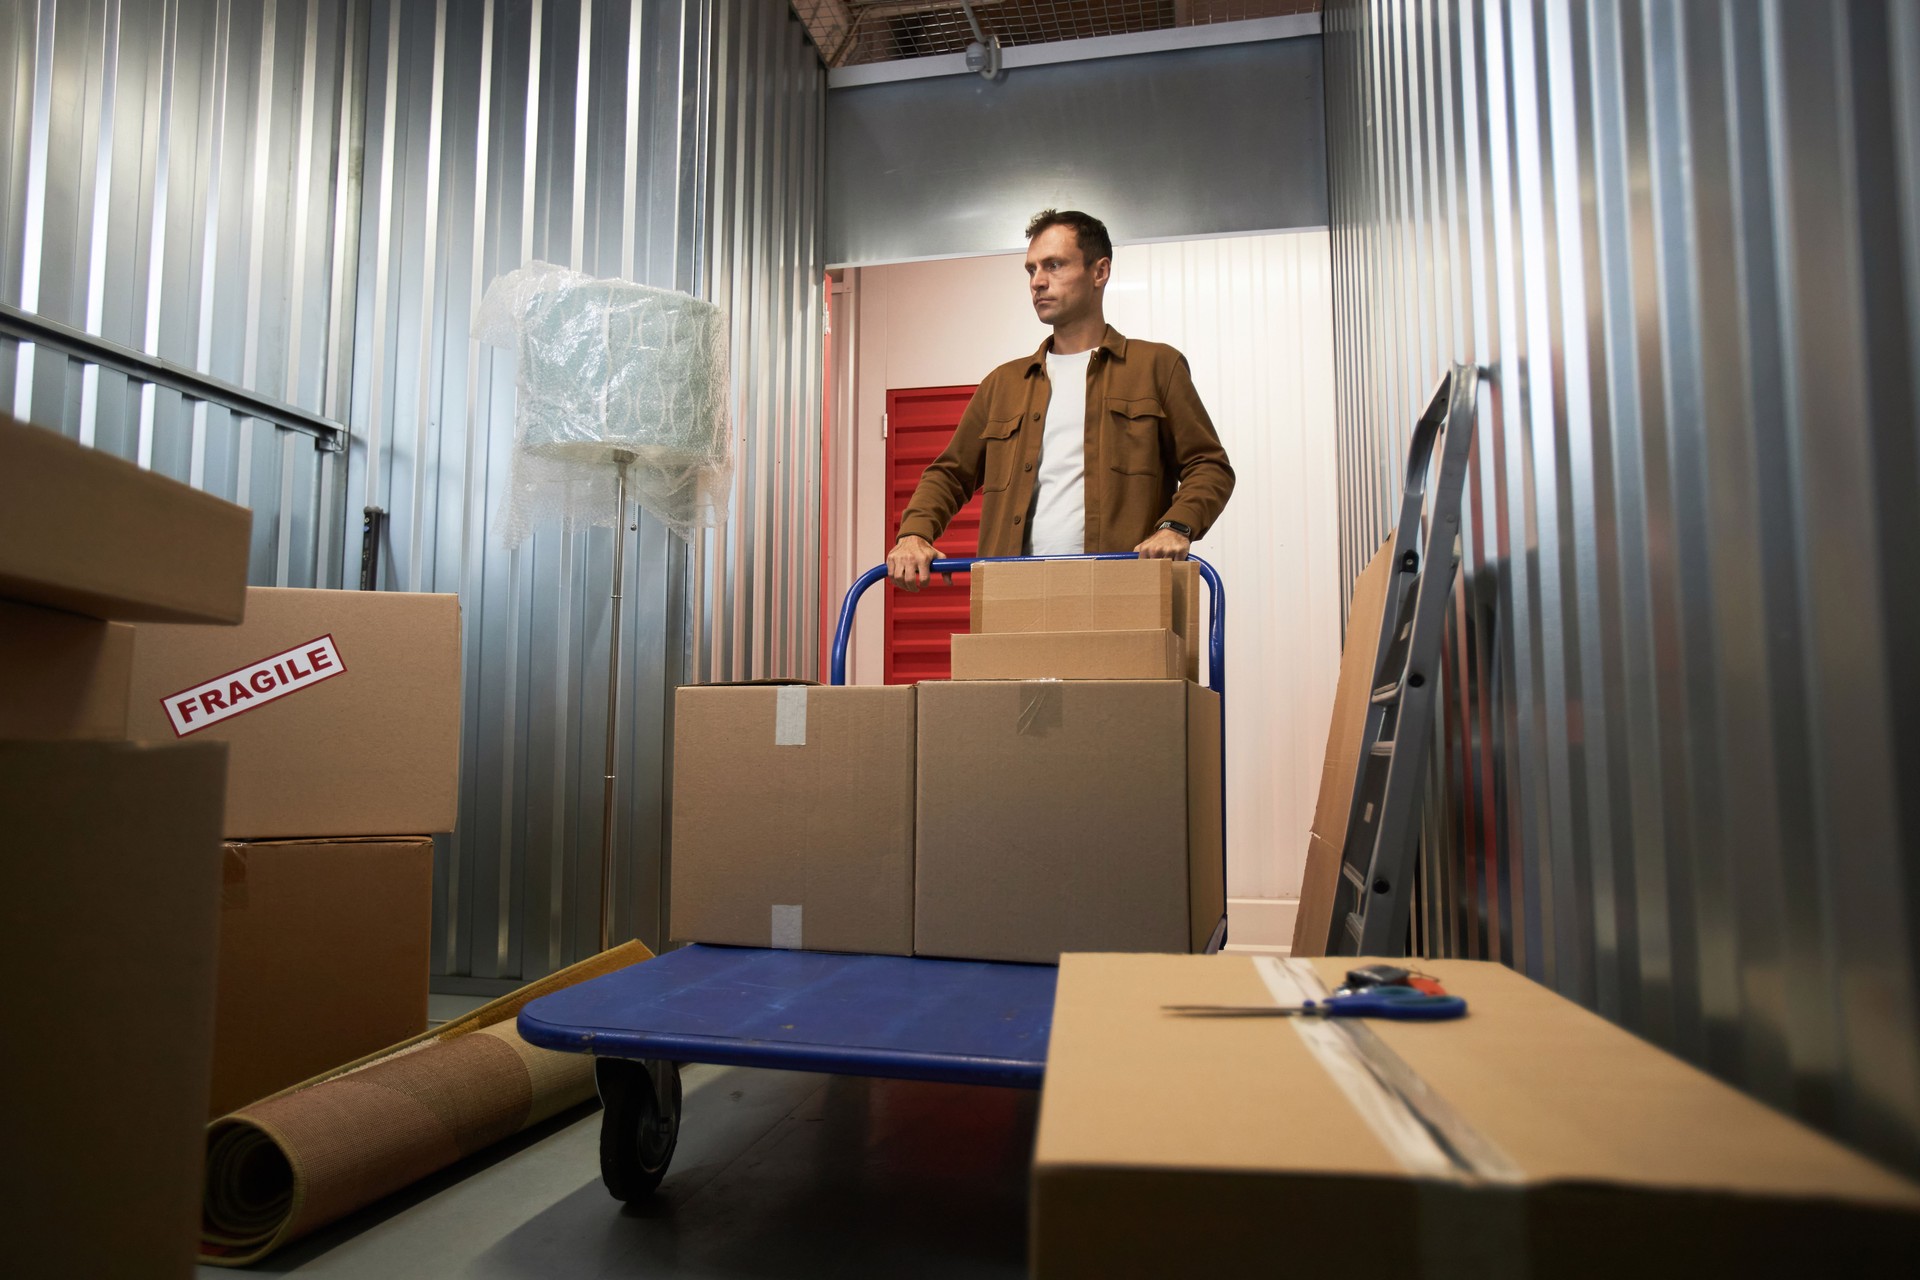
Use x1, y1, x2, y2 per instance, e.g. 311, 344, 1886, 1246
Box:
887, 535, 943, 591
1134, 527, 1192, 560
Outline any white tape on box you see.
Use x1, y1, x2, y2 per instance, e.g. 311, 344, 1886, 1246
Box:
774, 685, 808, 746
771, 904, 803, 949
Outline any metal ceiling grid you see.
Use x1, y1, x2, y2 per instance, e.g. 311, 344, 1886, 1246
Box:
791, 0, 1320, 69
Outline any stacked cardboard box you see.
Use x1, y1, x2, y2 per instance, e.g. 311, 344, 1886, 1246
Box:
669, 557, 1222, 965
953, 558, 1201, 682
0, 417, 246, 1279
672, 683, 916, 954
127, 586, 462, 1116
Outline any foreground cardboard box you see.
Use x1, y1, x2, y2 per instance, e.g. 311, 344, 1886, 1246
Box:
208, 836, 433, 1117
915, 680, 1222, 963
1033, 954, 1920, 1279
126, 587, 462, 838
1, 738, 228, 1280
0, 598, 134, 739
950, 629, 1183, 681
1293, 538, 1394, 955
673, 684, 915, 955
0, 415, 251, 623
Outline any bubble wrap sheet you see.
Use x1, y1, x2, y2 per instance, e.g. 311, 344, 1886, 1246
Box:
474, 262, 733, 544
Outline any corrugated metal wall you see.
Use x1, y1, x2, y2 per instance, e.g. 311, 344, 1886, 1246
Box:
352, 0, 825, 985
4, 0, 826, 986
1324, 0, 1920, 1175
1, 0, 362, 587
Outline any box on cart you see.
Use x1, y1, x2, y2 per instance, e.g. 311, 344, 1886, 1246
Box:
126, 587, 462, 839
950, 629, 1184, 681
914, 679, 1222, 964
1032, 953, 1920, 1279
969, 558, 1202, 682
672, 683, 916, 955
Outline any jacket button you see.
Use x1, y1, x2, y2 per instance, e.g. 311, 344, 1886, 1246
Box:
1013, 515, 1023, 525
1024, 463, 1033, 472
1031, 412, 1040, 420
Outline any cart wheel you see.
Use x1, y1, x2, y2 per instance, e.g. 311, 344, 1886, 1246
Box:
596, 1057, 682, 1202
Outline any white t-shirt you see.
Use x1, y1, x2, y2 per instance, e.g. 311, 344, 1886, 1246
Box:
1029, 348, 1092, 555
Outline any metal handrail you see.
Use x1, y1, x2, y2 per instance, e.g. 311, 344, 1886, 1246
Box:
0, 301, 347, 452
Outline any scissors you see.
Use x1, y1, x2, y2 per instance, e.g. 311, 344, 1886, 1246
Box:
1164, 985, 1467, 1022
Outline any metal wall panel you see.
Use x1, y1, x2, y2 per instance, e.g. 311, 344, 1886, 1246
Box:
826, 34, 1328, 265
1, 0, 361, 587
352, 0, 825, 984
1325, 0, 1920, 1175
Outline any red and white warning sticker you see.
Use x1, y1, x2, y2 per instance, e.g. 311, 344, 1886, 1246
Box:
161, 635, 347, 737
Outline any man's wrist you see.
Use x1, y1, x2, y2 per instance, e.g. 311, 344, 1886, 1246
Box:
1156, 519, 1194, 539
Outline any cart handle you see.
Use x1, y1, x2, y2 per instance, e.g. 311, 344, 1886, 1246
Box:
829, 552, 1225, 694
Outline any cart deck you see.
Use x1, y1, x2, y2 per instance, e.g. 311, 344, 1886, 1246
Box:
519, 943, 1056, 1088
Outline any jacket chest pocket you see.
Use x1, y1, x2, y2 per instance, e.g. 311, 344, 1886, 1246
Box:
1105, 397, 1165, 476
980, 416, 1021, 492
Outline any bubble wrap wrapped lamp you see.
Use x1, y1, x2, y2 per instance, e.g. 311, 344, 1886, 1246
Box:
474, 262, 733, 949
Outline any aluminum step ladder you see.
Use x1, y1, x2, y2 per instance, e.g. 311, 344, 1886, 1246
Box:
1323, 363, 1480, 956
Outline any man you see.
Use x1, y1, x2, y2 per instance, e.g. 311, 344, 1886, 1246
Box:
886, 209, 1235, 589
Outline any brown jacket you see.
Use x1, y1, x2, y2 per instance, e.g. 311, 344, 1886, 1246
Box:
896, 326, 1235, 557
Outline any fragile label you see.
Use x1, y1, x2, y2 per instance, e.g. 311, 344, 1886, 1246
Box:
161, 635, 346, 736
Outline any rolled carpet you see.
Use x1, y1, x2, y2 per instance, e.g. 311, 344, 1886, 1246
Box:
200, 940, 650, 1266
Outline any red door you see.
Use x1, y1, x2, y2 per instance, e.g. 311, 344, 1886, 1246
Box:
885, 385, 980, 684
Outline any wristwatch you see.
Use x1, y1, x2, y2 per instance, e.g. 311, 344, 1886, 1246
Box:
1156, 520, 1193, 538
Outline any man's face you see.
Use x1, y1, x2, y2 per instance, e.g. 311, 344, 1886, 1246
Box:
1026, 224, 1109, 328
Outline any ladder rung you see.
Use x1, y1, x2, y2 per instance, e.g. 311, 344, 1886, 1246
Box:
1342, 912, 1364, 944
1340, 863, 1367, 893
1370, 681, 1400, 704
1369, 739, 1395, 757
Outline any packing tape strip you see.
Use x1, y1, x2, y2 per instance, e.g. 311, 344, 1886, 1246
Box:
1016, 680, 1063, 736
774, 685, 808, 746
771, 904, 803, 949
1253, 957, 1528, 1279
1254, 957, 1524, 1183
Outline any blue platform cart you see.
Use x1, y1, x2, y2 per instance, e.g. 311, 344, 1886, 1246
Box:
518, 553, 1227, 1201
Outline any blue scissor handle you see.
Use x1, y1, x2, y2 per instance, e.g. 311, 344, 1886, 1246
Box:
1313, 987, 1468, 1022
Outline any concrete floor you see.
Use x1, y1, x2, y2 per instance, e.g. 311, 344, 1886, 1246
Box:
200, 1063, 1038, 1279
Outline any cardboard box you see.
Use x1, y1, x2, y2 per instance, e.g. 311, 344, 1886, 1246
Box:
1033, 954, 1920, 1279
672, 684, 915, 955
126, 587, 463, 838
970, 558, 1201, 682
915, 680, 1222, 963
208, 837, 432, 1117
1293, 538, 1394, 955
0, 598, 134, 739
950, 629, 1183, 681
0, 415, 251, 623
1, 738, 228, 1279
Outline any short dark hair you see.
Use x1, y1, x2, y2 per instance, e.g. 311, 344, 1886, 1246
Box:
1025, 209, 1113, 266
